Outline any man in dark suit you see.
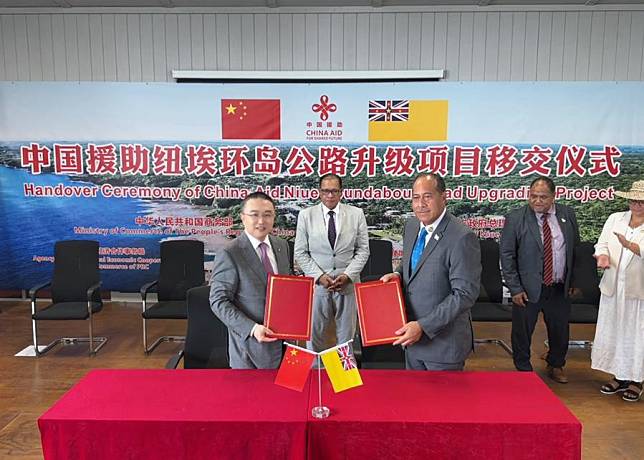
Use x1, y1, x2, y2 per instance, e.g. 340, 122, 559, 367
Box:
500, 176, 580, 383
381, 174, 481, 371
209, 191, 291, 369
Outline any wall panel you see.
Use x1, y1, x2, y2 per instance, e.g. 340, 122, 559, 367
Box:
1, 8, 643, 82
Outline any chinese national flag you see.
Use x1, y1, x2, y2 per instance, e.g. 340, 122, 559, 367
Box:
221, 99, 281, 140
274, 344, 316, 392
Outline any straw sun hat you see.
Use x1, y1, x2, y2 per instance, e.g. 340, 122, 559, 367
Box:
615, 180, 644, 201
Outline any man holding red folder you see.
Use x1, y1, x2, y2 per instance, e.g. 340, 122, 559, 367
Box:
381, 174, 481, 371
209, 192, 291, 369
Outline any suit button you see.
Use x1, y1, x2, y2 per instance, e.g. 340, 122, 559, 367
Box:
333, 253, 336, 257
333, 266, 336, 270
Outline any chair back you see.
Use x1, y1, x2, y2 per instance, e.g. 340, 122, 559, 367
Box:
360, 343, 405, 369
360, 239, 393, 282
184, 285, 230, 369
571, 242, 601, 306
157, 240, 205, 301
478, 239, 503, 303
287, 239, 295, 274
51, 240, 101, 304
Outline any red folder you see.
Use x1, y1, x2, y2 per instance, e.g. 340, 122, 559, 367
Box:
264, 274, 314, 340
355, 278, 407, 347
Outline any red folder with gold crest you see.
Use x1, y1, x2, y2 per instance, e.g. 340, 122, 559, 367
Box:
264, 274, 314, 340
355, 278, 407, 347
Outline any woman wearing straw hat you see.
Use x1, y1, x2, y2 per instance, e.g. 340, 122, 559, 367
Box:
592, 180, 644, 402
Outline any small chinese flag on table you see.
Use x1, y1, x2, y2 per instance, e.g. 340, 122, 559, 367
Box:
221, 99, 281, 140
274, 344, 316, 392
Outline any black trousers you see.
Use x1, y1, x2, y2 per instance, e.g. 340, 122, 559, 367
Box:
511, 283, 571, 371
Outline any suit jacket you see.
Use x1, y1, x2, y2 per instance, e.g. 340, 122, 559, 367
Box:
500, 203, 580, 302
209, 232, 290, 368
595, 211, 644, 299
294, 203, 370, 294
395, 213, 481, 364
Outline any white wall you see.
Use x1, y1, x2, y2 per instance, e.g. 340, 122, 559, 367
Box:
1, 7, 644, 81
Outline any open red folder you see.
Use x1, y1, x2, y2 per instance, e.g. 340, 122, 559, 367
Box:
264, 274, 314, 340
355, 278, 407, 347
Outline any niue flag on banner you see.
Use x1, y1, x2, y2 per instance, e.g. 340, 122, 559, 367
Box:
368, 99, 448, 142
274, 344, 316, 392
221, 99, 281, 140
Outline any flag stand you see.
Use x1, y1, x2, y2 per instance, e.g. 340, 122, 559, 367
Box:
311, 355, 330, 419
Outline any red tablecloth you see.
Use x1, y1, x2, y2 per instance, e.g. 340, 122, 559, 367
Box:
38, 369, 309, 460
39, 369, 581, 460
307, 370, 581, 460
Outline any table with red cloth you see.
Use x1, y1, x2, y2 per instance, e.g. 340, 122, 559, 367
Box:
306, 370, 581, 460
39, 369, 581, 460
38, 369, 310, 460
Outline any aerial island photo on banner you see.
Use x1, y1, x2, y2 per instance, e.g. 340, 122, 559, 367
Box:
1, 81, 642, 291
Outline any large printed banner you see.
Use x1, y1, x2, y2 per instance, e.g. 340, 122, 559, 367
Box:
1, 81, 642, 291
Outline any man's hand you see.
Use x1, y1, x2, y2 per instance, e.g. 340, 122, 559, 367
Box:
568, 287, 582, 299
380, 272, 400, 283
329, 274, 351, 292
252, 325, 277, 343
317, 274, 335, 289
393, 321, 423, 347
512, 291, 529, 307
595, 254, 610, 269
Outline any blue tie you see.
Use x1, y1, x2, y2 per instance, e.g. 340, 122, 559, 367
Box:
410, 227, 428, 272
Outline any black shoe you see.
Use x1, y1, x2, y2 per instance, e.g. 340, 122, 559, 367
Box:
622, 383, 643, 402
600, 379, 630, 395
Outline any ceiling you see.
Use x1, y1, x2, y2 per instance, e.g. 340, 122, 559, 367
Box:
1, 0, 644, 9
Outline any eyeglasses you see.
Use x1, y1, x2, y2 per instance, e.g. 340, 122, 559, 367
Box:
242, 212, 275, 220
320, 189, 341, 196
629, 200, 644, 206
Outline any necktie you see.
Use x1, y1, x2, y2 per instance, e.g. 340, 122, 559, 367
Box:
410, 227, 428, 272
542, 214, 553, 285
328, 210, 337, 249
259, 242, 274, 275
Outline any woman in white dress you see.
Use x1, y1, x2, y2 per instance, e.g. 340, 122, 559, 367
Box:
592, 180, 644, 402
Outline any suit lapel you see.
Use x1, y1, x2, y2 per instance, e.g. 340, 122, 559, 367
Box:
314, 204, 332, 250
554, 204, 572, 250
402, 218, 417, 279
408, 213, 451, 283
334, 204, 346, 250
526, 206, 544, 252
270, 236, 290, 274
238, 233, 269, 285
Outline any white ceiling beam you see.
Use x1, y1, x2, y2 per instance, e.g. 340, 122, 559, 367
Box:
158, 0, 174, 7
172, 69, 446, 81
477, 0, 491, 6
585, 0, 600, 5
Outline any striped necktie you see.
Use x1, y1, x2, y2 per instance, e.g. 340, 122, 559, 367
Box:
542, 214, 553, 285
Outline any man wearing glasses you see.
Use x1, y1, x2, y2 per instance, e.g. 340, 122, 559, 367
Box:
294, 173, 370, 352
210, 191, 291, 369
